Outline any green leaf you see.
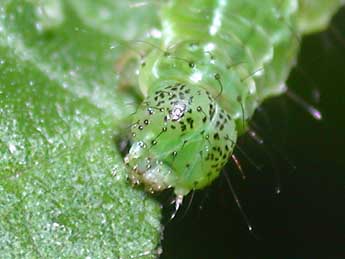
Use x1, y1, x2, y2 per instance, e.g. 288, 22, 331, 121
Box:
0, 0, 161, 258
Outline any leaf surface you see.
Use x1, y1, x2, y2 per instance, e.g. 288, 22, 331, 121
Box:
0, 1, 161, 258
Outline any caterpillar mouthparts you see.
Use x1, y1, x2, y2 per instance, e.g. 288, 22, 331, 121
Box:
125, 82, 237, 196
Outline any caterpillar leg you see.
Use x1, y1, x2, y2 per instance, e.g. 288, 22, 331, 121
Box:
114, 38, 162, 96
170, 194, 184, 220
114, 49, 144, 96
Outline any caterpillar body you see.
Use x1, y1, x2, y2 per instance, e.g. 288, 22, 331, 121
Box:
123, 0, 343, 201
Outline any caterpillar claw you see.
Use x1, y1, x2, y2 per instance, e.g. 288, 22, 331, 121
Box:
170, 194, 183, 220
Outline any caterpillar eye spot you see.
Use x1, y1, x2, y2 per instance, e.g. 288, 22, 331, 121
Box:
170, 102, 186, 121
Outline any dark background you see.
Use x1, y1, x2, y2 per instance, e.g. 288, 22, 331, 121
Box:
160, 7, 345, 259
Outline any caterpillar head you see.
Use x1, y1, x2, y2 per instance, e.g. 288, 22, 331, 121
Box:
125, 82, 237, 197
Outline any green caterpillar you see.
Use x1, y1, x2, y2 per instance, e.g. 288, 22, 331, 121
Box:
123, 0, 343, 204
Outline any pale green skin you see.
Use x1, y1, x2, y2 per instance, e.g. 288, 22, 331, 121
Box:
125, 0, 343, 197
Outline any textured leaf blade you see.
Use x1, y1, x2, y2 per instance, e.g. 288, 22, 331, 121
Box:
0, 1, 161, 258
